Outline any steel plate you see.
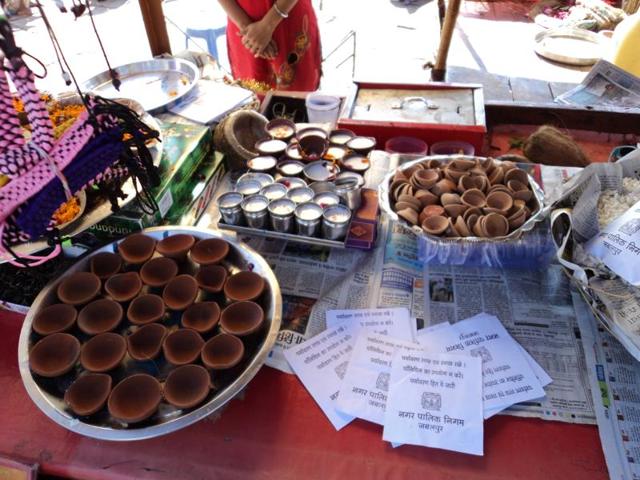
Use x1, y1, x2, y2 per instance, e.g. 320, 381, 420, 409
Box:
534, 28, 607, 66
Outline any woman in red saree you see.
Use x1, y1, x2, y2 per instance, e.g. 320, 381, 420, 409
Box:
219, 0, 321, 91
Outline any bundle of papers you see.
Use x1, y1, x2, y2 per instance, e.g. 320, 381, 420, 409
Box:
284, 309, 552, 456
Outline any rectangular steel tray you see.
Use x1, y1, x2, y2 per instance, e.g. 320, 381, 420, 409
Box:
217, 220, 347, 249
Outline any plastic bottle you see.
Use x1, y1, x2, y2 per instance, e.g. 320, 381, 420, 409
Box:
608, 13, 640, 77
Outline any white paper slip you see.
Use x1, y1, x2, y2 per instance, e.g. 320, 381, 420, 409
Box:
336, 333, 420, 425
326, 308, 416, 341
169, 80, 253, 124
383, 350, 484, 455
284, 324, 357, 430
585, 199, 640, 286
417, 314, 546, 418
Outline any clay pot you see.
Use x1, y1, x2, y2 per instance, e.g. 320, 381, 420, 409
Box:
397, 208, 419, 225
163, 364, 211, 409
220, 301, 265, 337
190, 238, 230, 266
77, 299, 123, 335
488, 167, 504, 185
454, 216, 471, 237
422, 204, 445, 218
32, 304, 77, 335
411, 169, 439, 189
450, 159, 476, 171
163, 275, 199, 311
472, 216, 486, 237
508, 206, 528, 230
29, 333, 80, 377
507, 180, 533, 202
127, 294, 166, 325
463, 207, 482, 221
457, 174, 475, 193
421, 216, 449, 236
108, 374, 162, 423
140, 257, 179, 287
90, 252, 122, 280
105, 272, 142, 302
486, 191, 513, 214
201, 333, 245, 370
504, 167, 528, 185
396, 194, 421, 211
57, 272, 101, 306
80, 333, 127, 372
472, 175, 489, 192
414, 190, 439, 207
126, 323, 167, 361
224, 271, 265, 302
64, 373, 112, 416
482, 213, 509, 237
488, 184, 511, 195
444, 204, 468, 219
181, 302, 221, 333
156, 234, 196, 259
423, 159, 441, 169
431, 179, 456, 196
163, 329, 205, 365
461, 188, 486, 208
443, 167, 467, 183
395, 200, 420, 213
195, 265, 229, 294
440, 193, 461, 205
117, 234, 156, 264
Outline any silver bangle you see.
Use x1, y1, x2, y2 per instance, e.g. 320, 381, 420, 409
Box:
273, 3, 288, 18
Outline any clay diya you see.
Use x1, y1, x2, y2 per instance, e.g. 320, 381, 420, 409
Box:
80, 333, 127, 372
127, 294, 166, 325
140, 257, 179, 287
32, 304, 77, 335
181, 302, 221, 333
64, 373, 112, 416
223, 271, 265, 302
77, 298, 123, 335
117, 234, 156, 264
220, 301, 265, 337
298, 135, 328, 162
126, 323, 167, 361
163, 275, 199, 311
90, 252, 122, 280
422, 215, 450, 236
190, 238, 230, 266
156, 234, 196, 260
195, 265, 228, 294
105, 272, 142, 302
57, 272, 101, 306
163, 364, 211, 409
163, 328, 205, 365
201, 333, 245, 370
265, 118, 295, 142
108, 374, 162, 423
29, 333, 81, 377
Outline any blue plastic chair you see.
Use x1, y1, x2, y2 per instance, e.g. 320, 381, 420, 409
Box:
185, 26, 228, 68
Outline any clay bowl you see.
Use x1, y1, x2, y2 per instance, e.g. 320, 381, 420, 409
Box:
397, 208, 418, 225
195, 265, 228, 293
156, 234, 196, 260
220, 301, 265, 337
64, 373, 112, 416
482, 213, 509, 237
201, 333, 245, 370
80, 333, 127, 372
57, 272, 101, 306
415, 190, 439, 207
90, 252, 122, 280
461, 188, 486, 208
486, 191, 513, 214
117, 234, 156, 264
32, 304, 77, 335
163, 329, 205, 365
298, 134, 328, 162
422, 215, 449, 236
190, 238, 230, 266
105, 272, 142, 303
126, 323, 167, 361
29, 333, 81, 377
108, 374, 162, 423
223, 271, 265, 302
504, 167, 528, 185
127, 294, 166, 325
163, 275, 199, 311
140, 257, 179, 287
163, 364, 211, 409
77, 299, 123, 335
431, 178, 456, 197
181, 302, 221, 333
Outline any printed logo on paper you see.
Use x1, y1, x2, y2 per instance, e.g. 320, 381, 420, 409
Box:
470, 346, 493, 363
376, 372, 390, 392
421, 392, 442, 411
334, 361, 348, 380
620, 218, 640, 236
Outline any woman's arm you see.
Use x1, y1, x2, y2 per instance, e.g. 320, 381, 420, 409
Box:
217, 0, 252, 30
241, 0, 300, 56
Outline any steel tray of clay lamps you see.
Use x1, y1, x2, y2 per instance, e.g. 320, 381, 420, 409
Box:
18, 226, 281, 441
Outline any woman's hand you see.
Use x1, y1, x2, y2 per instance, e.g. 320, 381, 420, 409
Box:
260, 40, 278, 60
241, 17, 277, 57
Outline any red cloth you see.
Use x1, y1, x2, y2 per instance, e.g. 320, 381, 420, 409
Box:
226, 0, 321, 91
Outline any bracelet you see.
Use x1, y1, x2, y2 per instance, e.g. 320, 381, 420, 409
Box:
273, 3, 288, 18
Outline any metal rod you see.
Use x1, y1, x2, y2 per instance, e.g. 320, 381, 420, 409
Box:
138, 0, 171, 56
432, 0, 461, 81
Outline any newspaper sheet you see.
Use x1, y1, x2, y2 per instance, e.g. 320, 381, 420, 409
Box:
556, 59, 640, 108
574, 291, 640, 480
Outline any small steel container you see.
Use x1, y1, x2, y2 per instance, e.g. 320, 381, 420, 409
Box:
217, 192, 244, 225
276, 177, 307, 190
237, 172, 274, 188
241, 195, 269, 229
276, 160, 305, 177
335, 171, 365, 188
268, 198, 296, 233
255, 138, 287, 157
294, 202, 324, 237
313, 191, 341, 209
309, 181, 336, 194
287, 186, 315, 204
322, 204, 352, 240
235, 179, 262, 197
247, 155, 277, 174
334, 177, 362, 211
260, 183, 288, 201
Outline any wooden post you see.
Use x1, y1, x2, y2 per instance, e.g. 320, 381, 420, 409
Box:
138, 0, 172, 56
431, 0, 462, 81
